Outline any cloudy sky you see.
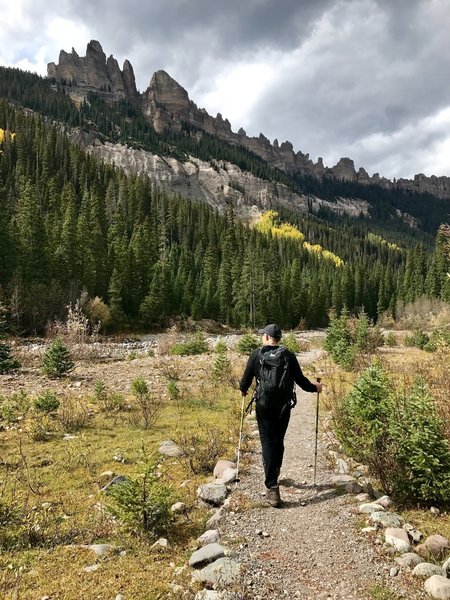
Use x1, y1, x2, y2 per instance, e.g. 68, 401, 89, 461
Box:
1, 0, 450, 180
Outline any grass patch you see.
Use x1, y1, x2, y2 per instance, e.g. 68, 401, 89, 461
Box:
368, 585, 404, 600
0, 349, 241, 599
400, 508, 450, 540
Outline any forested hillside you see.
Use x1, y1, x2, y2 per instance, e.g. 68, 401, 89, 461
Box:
1, 65, 449, 238
0, 66, 449, 334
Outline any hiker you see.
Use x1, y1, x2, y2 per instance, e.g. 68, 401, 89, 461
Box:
239, 324, 323, 507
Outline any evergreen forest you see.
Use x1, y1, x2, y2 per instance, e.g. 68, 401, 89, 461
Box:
0, 66, 449, 334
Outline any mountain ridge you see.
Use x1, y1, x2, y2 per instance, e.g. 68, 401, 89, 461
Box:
47, 40, 450, 200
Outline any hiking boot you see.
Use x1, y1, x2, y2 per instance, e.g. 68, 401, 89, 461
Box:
266, 485, 281, 507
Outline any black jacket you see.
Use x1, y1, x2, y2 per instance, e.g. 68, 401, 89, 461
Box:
239, 344, 317, 396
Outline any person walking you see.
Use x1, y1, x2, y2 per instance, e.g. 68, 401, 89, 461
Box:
239, 324, 323, 507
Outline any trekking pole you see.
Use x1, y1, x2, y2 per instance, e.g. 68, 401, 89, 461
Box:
313, 377, 321, 486
235, 393, 246, 483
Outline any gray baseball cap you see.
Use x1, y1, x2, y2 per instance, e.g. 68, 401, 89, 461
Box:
258, 324, 282, 340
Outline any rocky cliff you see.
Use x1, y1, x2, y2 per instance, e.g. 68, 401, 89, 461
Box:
76, 134, 370, 221
49, 41, 450, 200
47, 40, 139, 103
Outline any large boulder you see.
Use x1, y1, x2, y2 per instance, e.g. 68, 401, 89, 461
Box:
416, 535, 450, 559
159, 440, 184, 457
395, 553, 424, 569
369, 511, 403, 528
424, 575, 450, 600
359, 503, 385, 514
189, 543, 226, 568
385, 528, 411, 553
197, 483, 228, 506
197, 530, 220, 546
214, 460, 236, 479
193, 557, 240, 586
412, 563, 443, 578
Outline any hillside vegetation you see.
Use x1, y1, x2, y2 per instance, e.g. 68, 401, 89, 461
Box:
1, 97, 449, 334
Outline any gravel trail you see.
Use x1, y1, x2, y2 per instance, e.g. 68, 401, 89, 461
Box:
220, 355, 426, 600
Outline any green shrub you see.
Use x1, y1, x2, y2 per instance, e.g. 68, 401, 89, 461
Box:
423, 339, 438, 352
324, 309, 355, 368
105, 461, 176, 538
384, 332, 397, 347
325, 309, 381, 369
333, 359, 393, 466
130, 377, 162, 429
236, 332, 259, 354
214, 339, 228, 353
0, 498, 82, 550
176, 426, 227, 475
28, 413, 54, 441
333, 361, 450, 504
0, 499, 21, 528
170, 332, 209, 356
390, 378, 450, 504
0, 391, 30, 424
424, 328, 450, 353
94, 380, 125, 412
56, 396, 91, 432
404, 329, 430, 350
0, 341, 20, 373
212, 351, 232, 382
354, 310, 382, 353
41, 337, 75, 378
34, 391, 60, 413
166, 379, 182, 403
282, 333, 300, 353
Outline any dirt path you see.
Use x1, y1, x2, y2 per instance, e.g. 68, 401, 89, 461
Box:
220, 355, 426, 600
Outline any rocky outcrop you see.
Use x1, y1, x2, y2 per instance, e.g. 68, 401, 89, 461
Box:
143, 70, 190, 129
50, 41, 450, 199
81, 137, 371, 220
47, 40, 138, 103
140, 67, 450, 197
396, 173, 450, 199
142, 72, 321, 176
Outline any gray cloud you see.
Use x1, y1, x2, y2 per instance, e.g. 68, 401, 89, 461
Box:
1, 0, 449, 178
240, 0, 450, 177
59, 0, 335, 88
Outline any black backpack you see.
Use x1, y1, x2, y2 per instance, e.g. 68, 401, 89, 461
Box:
256, 346, 294, 411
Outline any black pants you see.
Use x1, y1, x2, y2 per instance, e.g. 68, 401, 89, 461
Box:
256, 405, 291, 488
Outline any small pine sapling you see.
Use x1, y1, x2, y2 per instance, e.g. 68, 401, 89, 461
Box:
41, 337, 75, 378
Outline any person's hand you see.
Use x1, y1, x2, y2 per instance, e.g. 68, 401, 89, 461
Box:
241, 390, 248, 397
315, 382, 323, 394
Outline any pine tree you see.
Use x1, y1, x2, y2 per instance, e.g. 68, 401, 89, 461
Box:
0, 303, 20, 373
334, 359, 393, 471
0, 341, 21, 373
108, 267, 126, 325
212, 346, 232, 382
42, 337, 75, 378
0, 187, 13, 286
426, 224, 450, 300
218, 231, 234, 324
0, 302, 20, 372
323, 307, 355, 369
12, 179, 48, 283
140, 261, 172, 326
